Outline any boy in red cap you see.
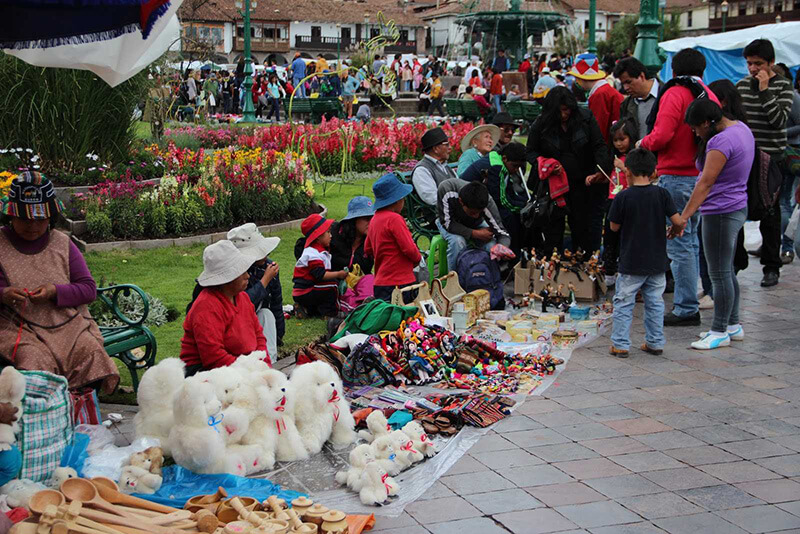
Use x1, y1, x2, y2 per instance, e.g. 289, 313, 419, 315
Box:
292, 213, 348, 317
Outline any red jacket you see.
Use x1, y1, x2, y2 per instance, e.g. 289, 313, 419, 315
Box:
538, 157, 569, 207
490, 73, 504, 96
641, 80, 720, 177
518, 60, 531, 73
364, 209, 421, 287
473, 95, 492, 114
180, 289, 268, 370
588, 81, 624, 146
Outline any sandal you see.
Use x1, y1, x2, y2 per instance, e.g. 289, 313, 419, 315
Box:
418, 416, 439, 435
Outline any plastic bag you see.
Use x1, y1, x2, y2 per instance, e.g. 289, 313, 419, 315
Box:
81, 437, 161, 481
61, 433, 91, 476
75, 424, 115, 455
785, 205, 799, 240
744, 220, 762, 252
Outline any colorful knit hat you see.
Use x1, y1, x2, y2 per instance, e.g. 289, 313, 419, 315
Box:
1, 171, 64, 220
568, 54, 606, 81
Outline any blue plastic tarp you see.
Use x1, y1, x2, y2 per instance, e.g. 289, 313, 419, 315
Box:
131, 465, 306, 508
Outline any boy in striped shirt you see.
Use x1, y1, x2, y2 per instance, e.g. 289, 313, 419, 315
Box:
735, 38, 794, 288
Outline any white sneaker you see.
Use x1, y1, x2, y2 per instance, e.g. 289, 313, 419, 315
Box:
692, 332, 731, 350
698, 295, 714, 310
698, 325, 744, 341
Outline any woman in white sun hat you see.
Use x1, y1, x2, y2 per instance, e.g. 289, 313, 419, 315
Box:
180, 240, 268, 376
457, 123, 501, 176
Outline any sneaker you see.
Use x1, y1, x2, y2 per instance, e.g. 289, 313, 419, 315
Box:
699, 325, 744, 341
698, 295, 714, 310
781, 251, 794, 264
761, 271, 779, 287
691, 332, 731, 350
609, 346, 629, 358
664, 312, 701, 326
606, 274, 616, 287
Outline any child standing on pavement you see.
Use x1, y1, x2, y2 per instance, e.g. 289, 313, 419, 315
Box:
365, 173, 422, 304
608, 148, 682, 358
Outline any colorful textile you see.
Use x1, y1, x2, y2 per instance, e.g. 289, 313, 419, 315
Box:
537, 156, 569, 207
1, 171, 63, 220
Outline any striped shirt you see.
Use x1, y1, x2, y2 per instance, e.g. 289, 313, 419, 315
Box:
736, 75, 794, 155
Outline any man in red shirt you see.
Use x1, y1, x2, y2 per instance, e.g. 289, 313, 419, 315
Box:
488, 67, 504, 113
569, 53, 624, 146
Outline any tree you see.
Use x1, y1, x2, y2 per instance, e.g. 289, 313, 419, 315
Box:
596, 13, 681, 58
554, 31, 586, 57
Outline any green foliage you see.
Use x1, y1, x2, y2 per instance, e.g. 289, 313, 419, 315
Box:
89, 289, 176, 328
597, 13, 682, 58
0, 55, 150, 174
554, 32, 587, 57
86, 210, 113, 242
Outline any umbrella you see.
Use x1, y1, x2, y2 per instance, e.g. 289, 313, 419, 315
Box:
2, 0, 183, 87
201, 62, 224, 71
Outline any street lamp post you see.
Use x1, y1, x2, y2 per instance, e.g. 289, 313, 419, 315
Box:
588, 0, 597, 53
364, 13, 370, 43
235, 0, 257, 123
336, 23, 341, 65
721, 0, 728, 31
431, 18, 437, 55
633, 0, 663, 77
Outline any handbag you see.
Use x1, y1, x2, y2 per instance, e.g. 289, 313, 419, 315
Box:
18, 371, 73, 483
71, 388, 101, 425
341, 338, 398, 387
521, 178, 553, 229
786, 145, 800, 177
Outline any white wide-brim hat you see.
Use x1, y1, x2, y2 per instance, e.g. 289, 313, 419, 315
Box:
197, 240, 254, 287
461, 124, 501, 152
227, 222, 281, 262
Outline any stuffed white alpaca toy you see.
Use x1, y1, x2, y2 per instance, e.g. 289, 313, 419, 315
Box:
390, 430, 423, 468
357, 410, 392, 444
334, 444, 375, 491
257, 369, 308, 463
402, 421, 436, 458
371, 435, 402, 476
358, 462, 398, 506
167, 378, 246, 476
134, 358, 185, 455
0, 367, 25, 451
216, 371, 262, 445
231, 352, 271, 374
195, 367, 242, 409
290, 362, 356, 455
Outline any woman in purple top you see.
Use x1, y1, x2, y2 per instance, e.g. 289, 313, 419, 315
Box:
0, 172, 119, 393
670, 99, 754, 350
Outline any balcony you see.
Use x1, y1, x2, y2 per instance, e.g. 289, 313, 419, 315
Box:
235, 37, 290, 53
294, 35, 417, 53
708, 7, 800, 30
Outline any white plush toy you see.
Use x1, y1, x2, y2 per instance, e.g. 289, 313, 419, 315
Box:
402, 421, 436, 458
195, 367, 242, 409
0, 479, 47, 510
334, 444, 375, 491
390, 430, 423, 468
134, 358, 185, 455
119, 465, 162, 495
0, 367, 26, 450
329, 334, 369, 354
358, 462, 398, 506
231, 352, 271, 374
357, 410, 392, 444
46, 467, 78, 489
255, 370, 308, 463
291, 362, 356, 455
167, 378, 246, 476
371, 435, 402, 476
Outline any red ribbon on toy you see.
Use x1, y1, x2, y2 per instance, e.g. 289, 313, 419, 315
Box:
381, 473, 391, 493
10, 289, 31, 363
275, 396, 286, 412
420, 434, 428, 442
401, 441, 420, 456
329, 390, 340, 422
276, 418, 286, 435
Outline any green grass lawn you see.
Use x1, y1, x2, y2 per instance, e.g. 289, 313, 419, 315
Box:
88, 178, 375, 402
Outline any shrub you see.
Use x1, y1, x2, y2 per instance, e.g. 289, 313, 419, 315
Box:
86, 209, 113, 242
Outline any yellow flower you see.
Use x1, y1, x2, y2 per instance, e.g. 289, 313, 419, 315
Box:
0, 171, 17, 199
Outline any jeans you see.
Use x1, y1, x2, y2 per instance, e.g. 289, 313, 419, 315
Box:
292, 78, 306, 98
698, 219, 713, 298
611, 273, 667, 351
702, 208, 746, 332
780, 172, 797, 253
492, 94, 502, 113
266, 97, 281, 121
0, 446, 21, 487
659, 175, 700, 317
436, 219, 495, 272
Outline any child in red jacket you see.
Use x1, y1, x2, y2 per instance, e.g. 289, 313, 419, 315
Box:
365, 173, 422, 304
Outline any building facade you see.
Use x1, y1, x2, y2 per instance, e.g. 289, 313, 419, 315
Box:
708, 0, 800, 31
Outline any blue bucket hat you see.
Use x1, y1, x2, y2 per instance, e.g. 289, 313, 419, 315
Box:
372, 173, 413, 210
342, 196, 375, 221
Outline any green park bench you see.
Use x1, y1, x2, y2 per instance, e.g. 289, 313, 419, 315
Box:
309, 98, 345, 123
519, 101, 543, 123
505, 100, 524, 122
444, 98, 463, 118
283, 97, 313, 120
460, 99, 483, 122
96, 284, 157, 393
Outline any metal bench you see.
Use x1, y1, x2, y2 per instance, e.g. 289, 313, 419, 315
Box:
309, 98, 345, 122
96, 284, 157, 393
444, 98, 463, 118
460, 99, 484, 122
283, 97, 313, 120
519, 101, 543, 123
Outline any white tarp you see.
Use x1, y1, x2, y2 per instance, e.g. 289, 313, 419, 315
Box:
4, 1, 182, 87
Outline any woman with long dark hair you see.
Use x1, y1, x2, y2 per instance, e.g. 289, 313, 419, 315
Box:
670, 99, 754, 350
330, 197, 375, 309
525, 86, 613, 253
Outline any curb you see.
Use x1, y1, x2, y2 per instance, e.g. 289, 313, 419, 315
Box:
69, 204, 326, 253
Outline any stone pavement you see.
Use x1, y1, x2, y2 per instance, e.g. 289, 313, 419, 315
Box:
103, 259, 800, 534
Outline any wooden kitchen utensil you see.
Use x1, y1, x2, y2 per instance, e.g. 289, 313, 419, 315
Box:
60, 480, 138, 520
89, 478, 180, 514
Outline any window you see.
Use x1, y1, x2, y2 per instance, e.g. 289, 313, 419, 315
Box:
371, 28, 379, 38
774, 0, 782, 11
184, 25, 197, 38
738, 1, 747, 15
598, 21, 603, 28
532, 32, 543, 46
584, 19, 590, 30
311, 25, 322, 38
687, 10, 693, 26
756, 1, 764, 13
399, 29, 409, 41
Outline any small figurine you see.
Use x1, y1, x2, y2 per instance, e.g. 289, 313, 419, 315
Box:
532, 284, 553, 313
567, 282, 577, 307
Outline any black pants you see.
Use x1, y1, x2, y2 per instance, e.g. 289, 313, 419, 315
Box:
266, 97, 281, 121
294, 288, 339, 317
502, 211, 526, 260
428, 98, 444, 116
374, 284, 418, 304
602, 199, 620, 275
759, 206, 782, 275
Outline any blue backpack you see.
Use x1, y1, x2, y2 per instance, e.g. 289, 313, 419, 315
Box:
455, 248, 505, 310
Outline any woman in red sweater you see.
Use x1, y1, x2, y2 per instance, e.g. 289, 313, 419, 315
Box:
180, 240, 267, 376
365, 173, 422, 303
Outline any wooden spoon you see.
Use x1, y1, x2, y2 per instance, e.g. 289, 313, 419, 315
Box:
28, 490, 66, 515
61, 479, 140, 520
89, 478, 180, 514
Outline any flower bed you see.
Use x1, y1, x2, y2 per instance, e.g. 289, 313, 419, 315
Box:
70, 147, 315, 242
